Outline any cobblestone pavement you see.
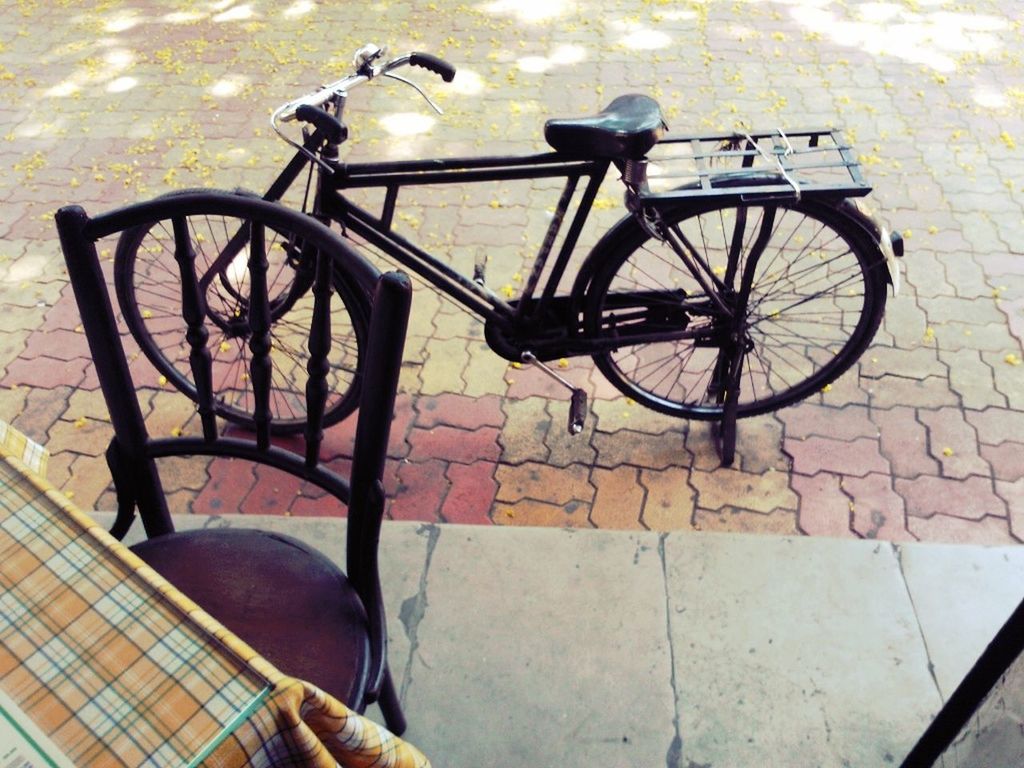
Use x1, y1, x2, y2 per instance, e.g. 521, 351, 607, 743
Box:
1, 1, 1022, 544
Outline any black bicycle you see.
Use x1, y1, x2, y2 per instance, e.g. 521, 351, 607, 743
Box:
115, 44, 903, 464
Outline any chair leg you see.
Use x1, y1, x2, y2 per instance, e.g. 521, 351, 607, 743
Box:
378, 666, 407, 736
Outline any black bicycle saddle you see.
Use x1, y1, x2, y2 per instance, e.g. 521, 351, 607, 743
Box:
544, 94, 666, 160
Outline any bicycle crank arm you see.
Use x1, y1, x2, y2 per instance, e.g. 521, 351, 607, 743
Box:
521, 352, 588, 435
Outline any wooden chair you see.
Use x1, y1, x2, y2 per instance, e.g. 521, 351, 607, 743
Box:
55, 192, 411, 734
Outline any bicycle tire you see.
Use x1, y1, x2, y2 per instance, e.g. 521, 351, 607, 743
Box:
582, 198, 888, 419
114, 188, 370, 434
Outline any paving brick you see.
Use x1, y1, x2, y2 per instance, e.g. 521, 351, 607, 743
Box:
791, 473, 855, 538
390, 459, 447, 523
896, 475, 1007, 522
917, 407, 990, 480
441, 461, 497, 525
906, 514, 1019, 546
589, 466, 645, 530
996, 478, 1024, 542
863, 375, 960, 410
980, 443, 1024, 482
779, 403, 877, 441
492, 498, 592, 528
638, 466, 697, 531
860, 346, 945, 381
983, 349, 1024, 411
843, 473, 914, 542
0, 384, 29, 427
592, 397, 677, 436
939, 348, 1005, 410
10, 386, 72, 444
498, 396, 550, 464
785, 435, 889, 478
3, 354, 91, 390
871, 405, 939, 480
591, 426, 688, 471
416, 393, 505, 430
689, 466, 796, 515
964, 407, 1024, 446
691, 507, 800, 536
406, 424, 501, 464
192, 459, 255, 516
462, 339, 512, 398
419, 337, 468, 396
495, 462, 594, 506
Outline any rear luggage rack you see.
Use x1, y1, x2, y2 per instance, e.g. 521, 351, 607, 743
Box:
637, 128, 872, 204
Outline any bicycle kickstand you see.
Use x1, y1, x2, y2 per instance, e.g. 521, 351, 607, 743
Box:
520, 352, 588, 435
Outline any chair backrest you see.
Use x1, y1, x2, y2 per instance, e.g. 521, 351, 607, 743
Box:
54, 192, 410, 585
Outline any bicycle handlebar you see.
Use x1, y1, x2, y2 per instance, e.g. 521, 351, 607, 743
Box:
274, 46, 456, 124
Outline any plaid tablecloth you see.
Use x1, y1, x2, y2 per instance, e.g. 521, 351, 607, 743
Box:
0, 423, 430, 768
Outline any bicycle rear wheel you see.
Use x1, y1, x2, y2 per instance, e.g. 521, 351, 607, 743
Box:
583, 199, 888, 419
114, 193, 369, 434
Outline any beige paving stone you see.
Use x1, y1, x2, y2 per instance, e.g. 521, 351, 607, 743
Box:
63, 452, 116, 513
863, 375, 960, 409
592, 397, 678, 435
690, 466, 798, 515
940, 347, 1006, 410
0, 384, 29, 427
590, 426, 688, 471
907, 514, 1020, 546
983, 349, 1024, 410
492, 498, 592, 528
997, 478, 1024, 541
589, 465, 645, 530
918, 407, 991, 480
692, 507, 800, 536
494, 461, 594, 506
639, 466, 697, 531
497, 397, 549, 465
461, 339, 509, 398
418, 337, 467, 396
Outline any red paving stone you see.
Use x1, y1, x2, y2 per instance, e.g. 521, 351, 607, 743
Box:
2, 0, 1023, 546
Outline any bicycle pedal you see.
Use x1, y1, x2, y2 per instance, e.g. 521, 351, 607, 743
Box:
473, 252, 486, 285
568, 388, 587, 435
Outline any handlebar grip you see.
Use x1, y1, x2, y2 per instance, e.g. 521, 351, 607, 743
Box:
409, 52, 456, 82
295, 105, 347, 144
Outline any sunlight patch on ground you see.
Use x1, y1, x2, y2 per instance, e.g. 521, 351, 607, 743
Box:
283, 1, 315, 18
163, 11, 206, 23
518, 43, 588, 73
210, 75, 250, 98
450, 69, 485, 96
2, 254, 48, 285
973, 86, 1008, 109
213, 4, 255, 23
106, 76, 138, 93
783, 1, 1007, 73
379, 112, 437, 137
619, 28, 672, 51
104, 12, 142, 32
480, 0, 571, 23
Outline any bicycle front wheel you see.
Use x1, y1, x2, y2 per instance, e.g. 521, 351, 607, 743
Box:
584, 199, 888, 419
114, 197, 369, 433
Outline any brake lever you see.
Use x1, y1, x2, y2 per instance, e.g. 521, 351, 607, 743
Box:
382, 71, 444, 115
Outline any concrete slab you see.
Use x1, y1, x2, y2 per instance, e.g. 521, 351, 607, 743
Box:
897, 543, 1024, 700
664, 534, 940, 767
400, 525, 676, 768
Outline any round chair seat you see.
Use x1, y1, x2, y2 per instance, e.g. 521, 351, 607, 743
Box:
131, 527, 370, 707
